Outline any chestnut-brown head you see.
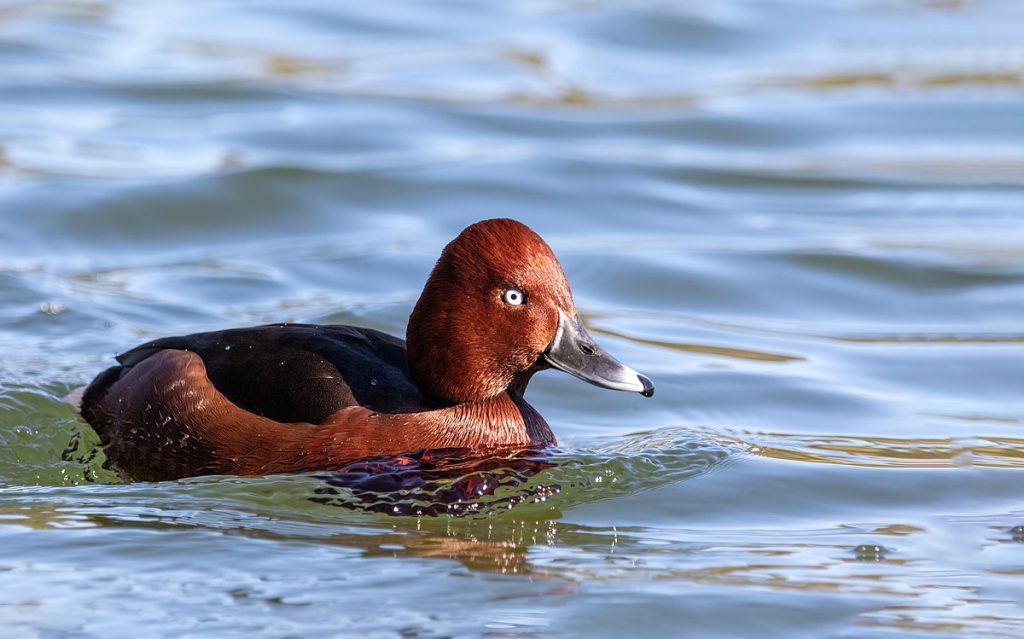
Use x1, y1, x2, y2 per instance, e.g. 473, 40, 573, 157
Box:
407, 219, 654, 404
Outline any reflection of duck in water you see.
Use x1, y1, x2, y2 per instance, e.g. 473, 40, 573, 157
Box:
312, 446, 559, 516
340, 517, 569, 577
77, 219, 654, 481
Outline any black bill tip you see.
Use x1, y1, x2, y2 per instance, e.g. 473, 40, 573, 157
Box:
638, 374, 655, 398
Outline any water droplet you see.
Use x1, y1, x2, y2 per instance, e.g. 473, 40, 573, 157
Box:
370, 378, 378, 386
224, 345, 231, 351
854, 544, 887, 561
39, 302, 66, 315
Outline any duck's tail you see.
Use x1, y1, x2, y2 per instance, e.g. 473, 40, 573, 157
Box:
63, 386, 86, 413
70, 365, 124, 441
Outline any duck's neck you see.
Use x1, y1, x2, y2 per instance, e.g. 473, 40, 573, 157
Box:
428, 391, 554, 448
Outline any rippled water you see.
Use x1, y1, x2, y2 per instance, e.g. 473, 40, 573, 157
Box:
2, 1, 1024, 637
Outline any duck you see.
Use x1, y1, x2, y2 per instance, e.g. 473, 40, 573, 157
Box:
79, 218, 654, 482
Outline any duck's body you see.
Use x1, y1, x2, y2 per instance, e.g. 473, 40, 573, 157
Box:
80, 219, 652, 481
81, 324, 552, 481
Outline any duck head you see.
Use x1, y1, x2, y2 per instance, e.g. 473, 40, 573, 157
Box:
407, 218, 655, 404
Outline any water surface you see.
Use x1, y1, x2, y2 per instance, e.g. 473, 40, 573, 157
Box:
2, 1, 1024, 637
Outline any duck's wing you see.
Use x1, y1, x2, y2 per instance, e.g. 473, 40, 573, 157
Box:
101, 323, 421, 424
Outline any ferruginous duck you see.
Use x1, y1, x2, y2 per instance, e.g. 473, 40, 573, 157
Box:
79, 218, 654, 481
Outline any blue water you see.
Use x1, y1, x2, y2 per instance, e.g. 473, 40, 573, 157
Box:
2, 1, 1024, 637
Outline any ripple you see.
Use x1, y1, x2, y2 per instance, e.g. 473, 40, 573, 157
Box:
733, 431, 1024, 468
588, 322, 803, 363
0, 385, 119, 486
831, 333, 1024, 345
304, 428, 735, 518
0, 136, 233, 180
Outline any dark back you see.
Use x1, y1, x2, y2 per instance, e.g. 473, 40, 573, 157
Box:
115, 324, 425, 424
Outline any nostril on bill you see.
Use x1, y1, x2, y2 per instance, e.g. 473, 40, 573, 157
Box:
579, 343, 595, 356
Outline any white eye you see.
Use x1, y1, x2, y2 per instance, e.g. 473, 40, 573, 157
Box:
501, 288, 526, 306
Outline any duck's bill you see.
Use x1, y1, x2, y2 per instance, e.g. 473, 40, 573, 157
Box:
543, 309, 655, 397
